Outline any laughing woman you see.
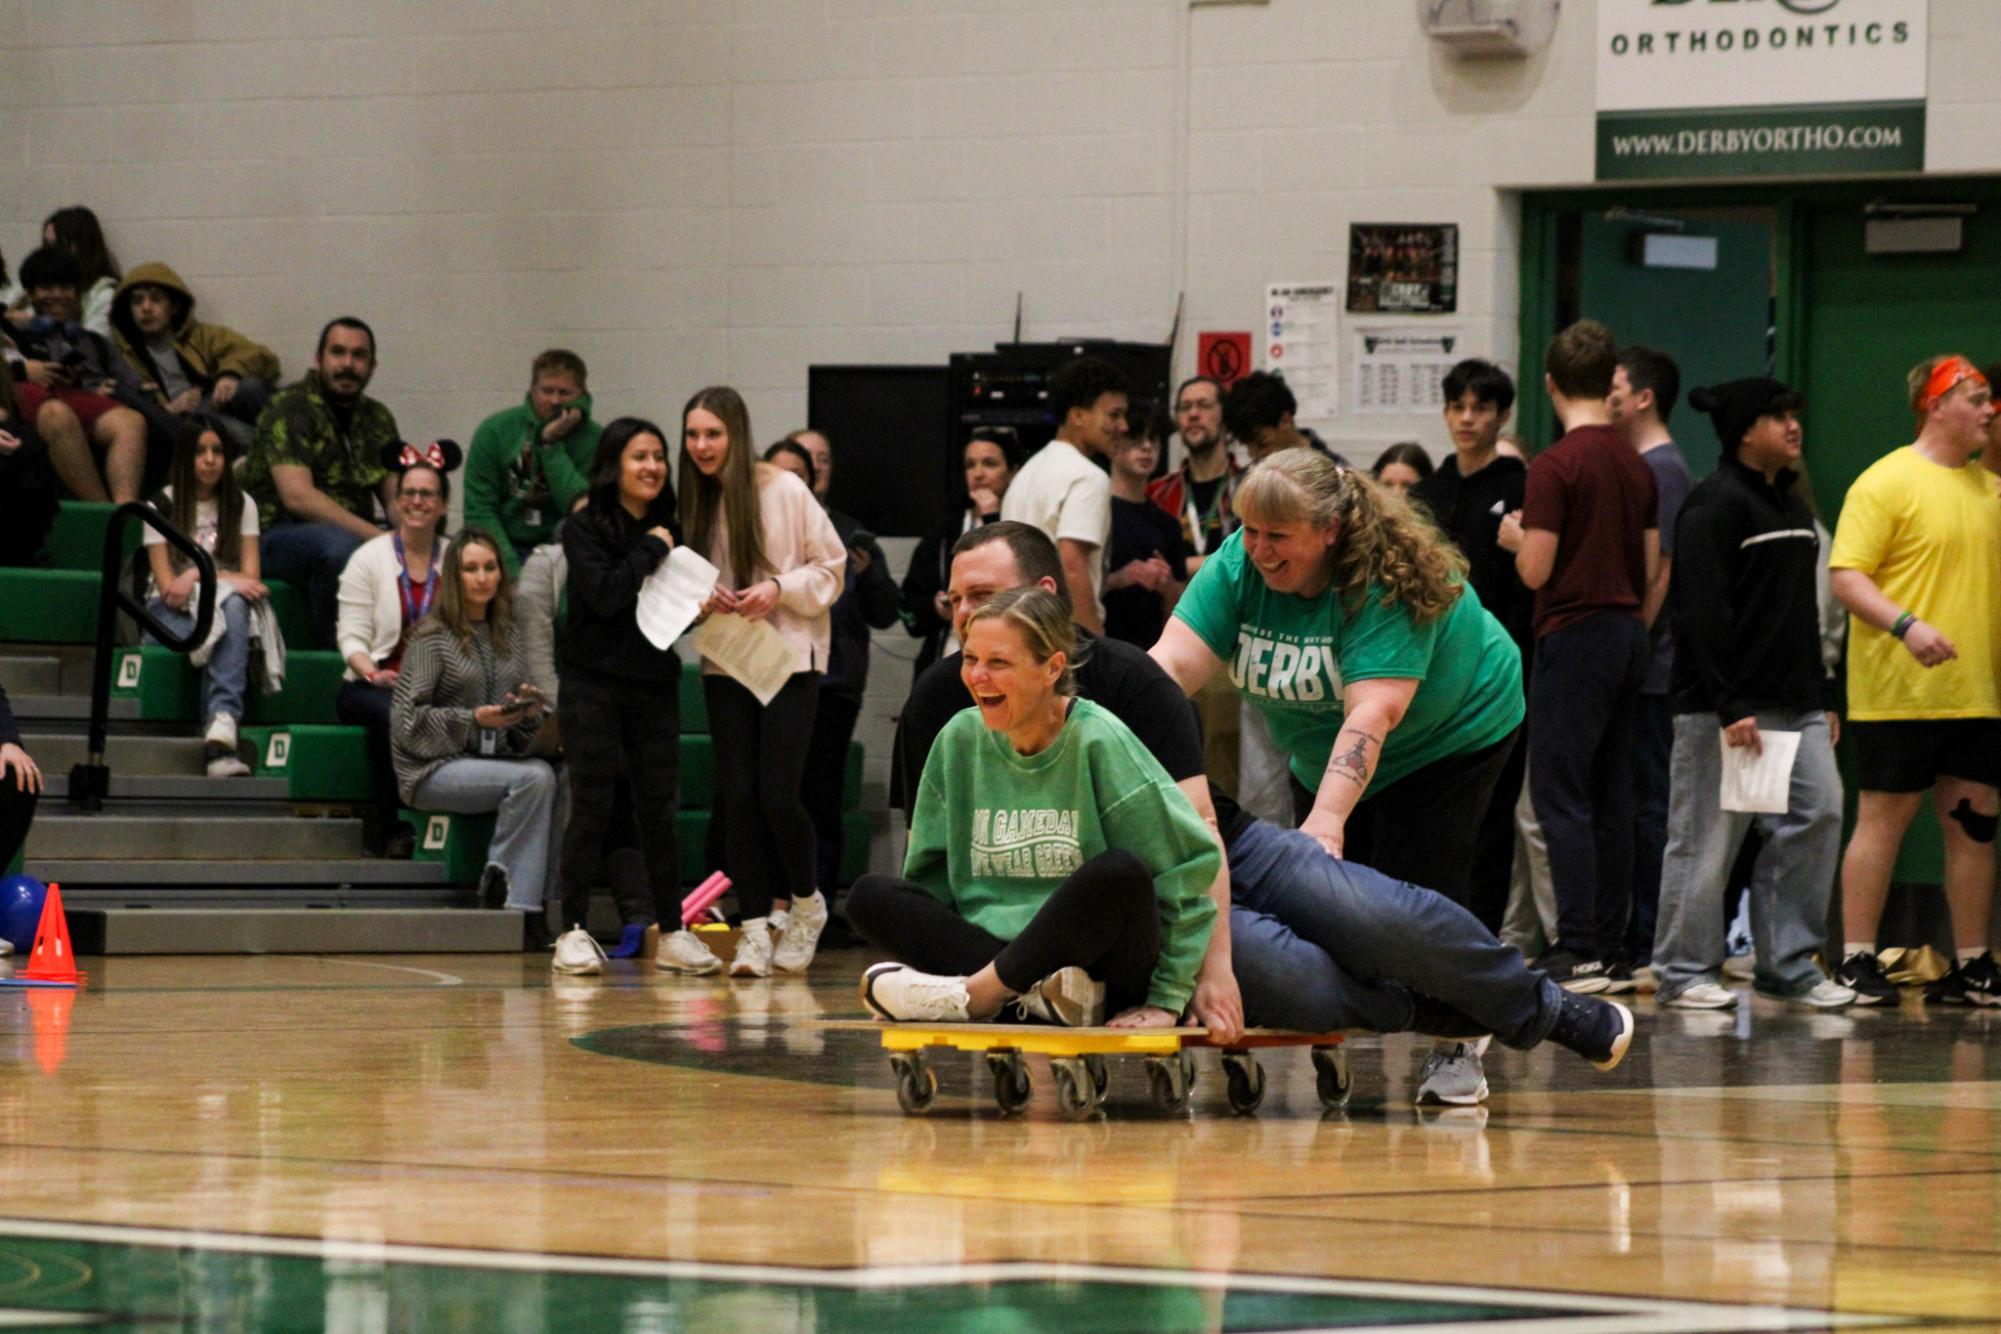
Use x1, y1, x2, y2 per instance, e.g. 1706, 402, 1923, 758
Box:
849, 587, 1218, 1027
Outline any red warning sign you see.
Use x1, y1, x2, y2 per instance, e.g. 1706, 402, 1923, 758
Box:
1197, 332, 1252, 388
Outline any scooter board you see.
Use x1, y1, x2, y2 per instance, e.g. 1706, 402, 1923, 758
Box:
856, 1023, 1351, 1119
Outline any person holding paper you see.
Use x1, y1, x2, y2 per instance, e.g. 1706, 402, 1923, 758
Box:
681, 386, 847, 979
1829, 357, 2001, 1008
557, 417, 709, 975
1651, 378, 1854, 1011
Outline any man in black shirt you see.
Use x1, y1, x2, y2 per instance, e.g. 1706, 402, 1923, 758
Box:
889, 522, 1635, 1091
1103, 423, 1189, 649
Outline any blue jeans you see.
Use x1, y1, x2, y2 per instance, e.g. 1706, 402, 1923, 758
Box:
411, 757, 561, 912
1652, 710, 1842, 1000
145, 594, 251, 725
1227, 820, 1565, 1048
261, 521, 367, 648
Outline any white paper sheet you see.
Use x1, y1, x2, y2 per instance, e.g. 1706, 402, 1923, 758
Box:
636, 546, 720, 651
691, 612, 797, 705
1719, 729, 1801, 815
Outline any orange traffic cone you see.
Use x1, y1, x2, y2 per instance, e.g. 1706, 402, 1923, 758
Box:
21, 883, 81, 986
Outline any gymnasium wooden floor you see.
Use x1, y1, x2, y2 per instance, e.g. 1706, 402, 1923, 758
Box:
1, 943, 1997, 1331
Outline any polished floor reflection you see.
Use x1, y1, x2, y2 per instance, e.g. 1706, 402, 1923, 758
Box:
1, 947, 1996, 1330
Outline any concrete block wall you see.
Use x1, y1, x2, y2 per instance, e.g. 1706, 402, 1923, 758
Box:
9, 0, 2000, 876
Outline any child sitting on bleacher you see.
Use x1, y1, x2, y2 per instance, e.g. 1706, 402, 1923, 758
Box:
144, 419, 266, 778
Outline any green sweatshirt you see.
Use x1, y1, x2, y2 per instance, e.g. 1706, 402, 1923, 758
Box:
463, 391, 602, 575
905, 699, 1219, 1013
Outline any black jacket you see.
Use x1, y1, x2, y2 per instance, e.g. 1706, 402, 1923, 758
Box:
824, 508, 899, 697
0, 681, 19, 747
1668, 458, 1837, 720
558, 505, 685, 689
1410, 454, 1533, 653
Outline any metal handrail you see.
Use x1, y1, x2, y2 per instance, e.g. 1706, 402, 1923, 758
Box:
67, 502, 216, 811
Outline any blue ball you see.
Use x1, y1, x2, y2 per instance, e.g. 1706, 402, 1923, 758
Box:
0, 875, 48, 950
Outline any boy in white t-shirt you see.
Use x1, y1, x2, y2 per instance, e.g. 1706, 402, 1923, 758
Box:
1001, 356, 1127, 633
143, 423, 267, 777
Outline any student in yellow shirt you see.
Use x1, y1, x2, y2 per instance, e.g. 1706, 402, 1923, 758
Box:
1828, 355, 2001, 1007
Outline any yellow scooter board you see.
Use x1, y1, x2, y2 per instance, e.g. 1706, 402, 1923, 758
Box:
873, 1023, 1351, 1119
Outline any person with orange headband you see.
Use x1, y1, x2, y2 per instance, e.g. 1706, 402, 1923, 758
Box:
1828, 354, 2001, 1008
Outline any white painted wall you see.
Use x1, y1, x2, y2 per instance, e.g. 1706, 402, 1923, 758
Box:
9, 0, 1998, 873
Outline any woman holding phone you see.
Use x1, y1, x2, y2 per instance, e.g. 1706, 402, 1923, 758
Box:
682, 386, 846, 978
391, 528, 560, 949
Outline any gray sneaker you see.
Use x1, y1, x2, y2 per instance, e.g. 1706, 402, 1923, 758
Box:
1415, 1036, 1491, 1106
1011, 966, 1106, 1027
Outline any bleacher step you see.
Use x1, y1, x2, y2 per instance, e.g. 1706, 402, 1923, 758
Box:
0, 656, 62, 695
28, 814, 366, 860
11, 695, 140, 722
43, 773, 291, 801
23, 732, 215, 775
27, 858, 450, 887
75, 907, 523, 955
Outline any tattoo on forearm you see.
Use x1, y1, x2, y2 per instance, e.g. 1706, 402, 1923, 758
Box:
1327, 728, 1380, 788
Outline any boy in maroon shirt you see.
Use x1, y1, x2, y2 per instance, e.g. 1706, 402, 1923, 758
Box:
1498, 320, 1660, 992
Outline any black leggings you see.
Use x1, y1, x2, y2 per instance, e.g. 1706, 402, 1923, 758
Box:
846, 849, 1160, 1016
704, 671, 818, 919
558, 673, 681, 929
1, 773, 35, 872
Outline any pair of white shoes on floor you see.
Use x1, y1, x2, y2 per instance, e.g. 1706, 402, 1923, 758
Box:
551, 891, 830, 979
859, 962, 1107, 1027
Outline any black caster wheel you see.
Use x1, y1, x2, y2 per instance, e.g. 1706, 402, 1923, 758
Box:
1312, 1045, 1351, 1110
1051, 1057, 1096, 1121
891, 1051, 937, 1115
1145, 1051, 1194, 1114
1083, 1053, 1110, 1102
1221, 1052, 1266, 1114
987, 1049, 1031, 1115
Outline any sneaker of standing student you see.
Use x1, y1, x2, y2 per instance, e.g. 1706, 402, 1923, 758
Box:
1661, 981, 1738, 1010
1722, 952, 1757, 981
1836, 950, 1899, 1006
1603, 961, 1640, 995
1923, 953, 2001, 1007
552, 926, 605, 976
656, 928, 723, 976
1415, 1036, 1491, 1106
730, 918, 774, 978
771, 889, 829, 973
1546, 993, 1636, 1071
860, 961, 972, 1022
1775, 978, 1857, 1009
1009, 966, 1106, 1027
1537, 950, 1612, 994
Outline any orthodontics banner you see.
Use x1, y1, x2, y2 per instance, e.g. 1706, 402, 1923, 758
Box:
1595, 0, 1928, 180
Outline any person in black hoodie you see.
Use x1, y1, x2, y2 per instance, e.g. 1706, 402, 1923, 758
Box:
556, 417, 713, 975
1650, 378, 1853, 1012
1410, 358, 1532, 932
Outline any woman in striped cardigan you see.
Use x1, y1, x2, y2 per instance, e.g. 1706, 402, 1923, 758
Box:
390, 527, 560, 949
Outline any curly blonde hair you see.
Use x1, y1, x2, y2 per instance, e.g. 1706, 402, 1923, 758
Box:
1235, 449, 1466, 623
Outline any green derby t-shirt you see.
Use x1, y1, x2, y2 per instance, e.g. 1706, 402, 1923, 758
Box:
1174, 530, 1523, 792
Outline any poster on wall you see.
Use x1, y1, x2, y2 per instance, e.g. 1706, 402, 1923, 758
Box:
1346, 224, 1458, 314
1351, 328, 1463, 416
1264, 283, 1340, 419
1596, 0, 1927, 181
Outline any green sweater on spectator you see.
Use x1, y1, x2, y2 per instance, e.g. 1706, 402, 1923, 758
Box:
904, 699, 1219, 1013
463, 391, 602, 575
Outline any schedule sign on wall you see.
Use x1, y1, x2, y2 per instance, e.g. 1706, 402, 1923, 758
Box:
1596, 0, 1927, 180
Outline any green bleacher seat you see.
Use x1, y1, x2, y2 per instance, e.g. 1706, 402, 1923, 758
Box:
112, 646, 345, 724
45, 502, 136, 572
401, 808, 496, 885
241, 723, 374, 801
0, 570, 102, 643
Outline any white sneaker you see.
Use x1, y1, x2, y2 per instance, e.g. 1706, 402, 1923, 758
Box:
1010, 966, 1106, 1027
205, 749, 251, 778
1663, 981, 1738, 1010
860, 961, 971, 1022
204, 714, 239, 749
1790, 979, 1857, 1009
551, 926, 605, 976
729, 917, 773, 978
1722, 952, 1757, 981
656, 928, 722, 975
771, 891, 828, 973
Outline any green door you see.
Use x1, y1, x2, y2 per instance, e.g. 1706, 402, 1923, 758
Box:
1576, 212, 1774, 478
